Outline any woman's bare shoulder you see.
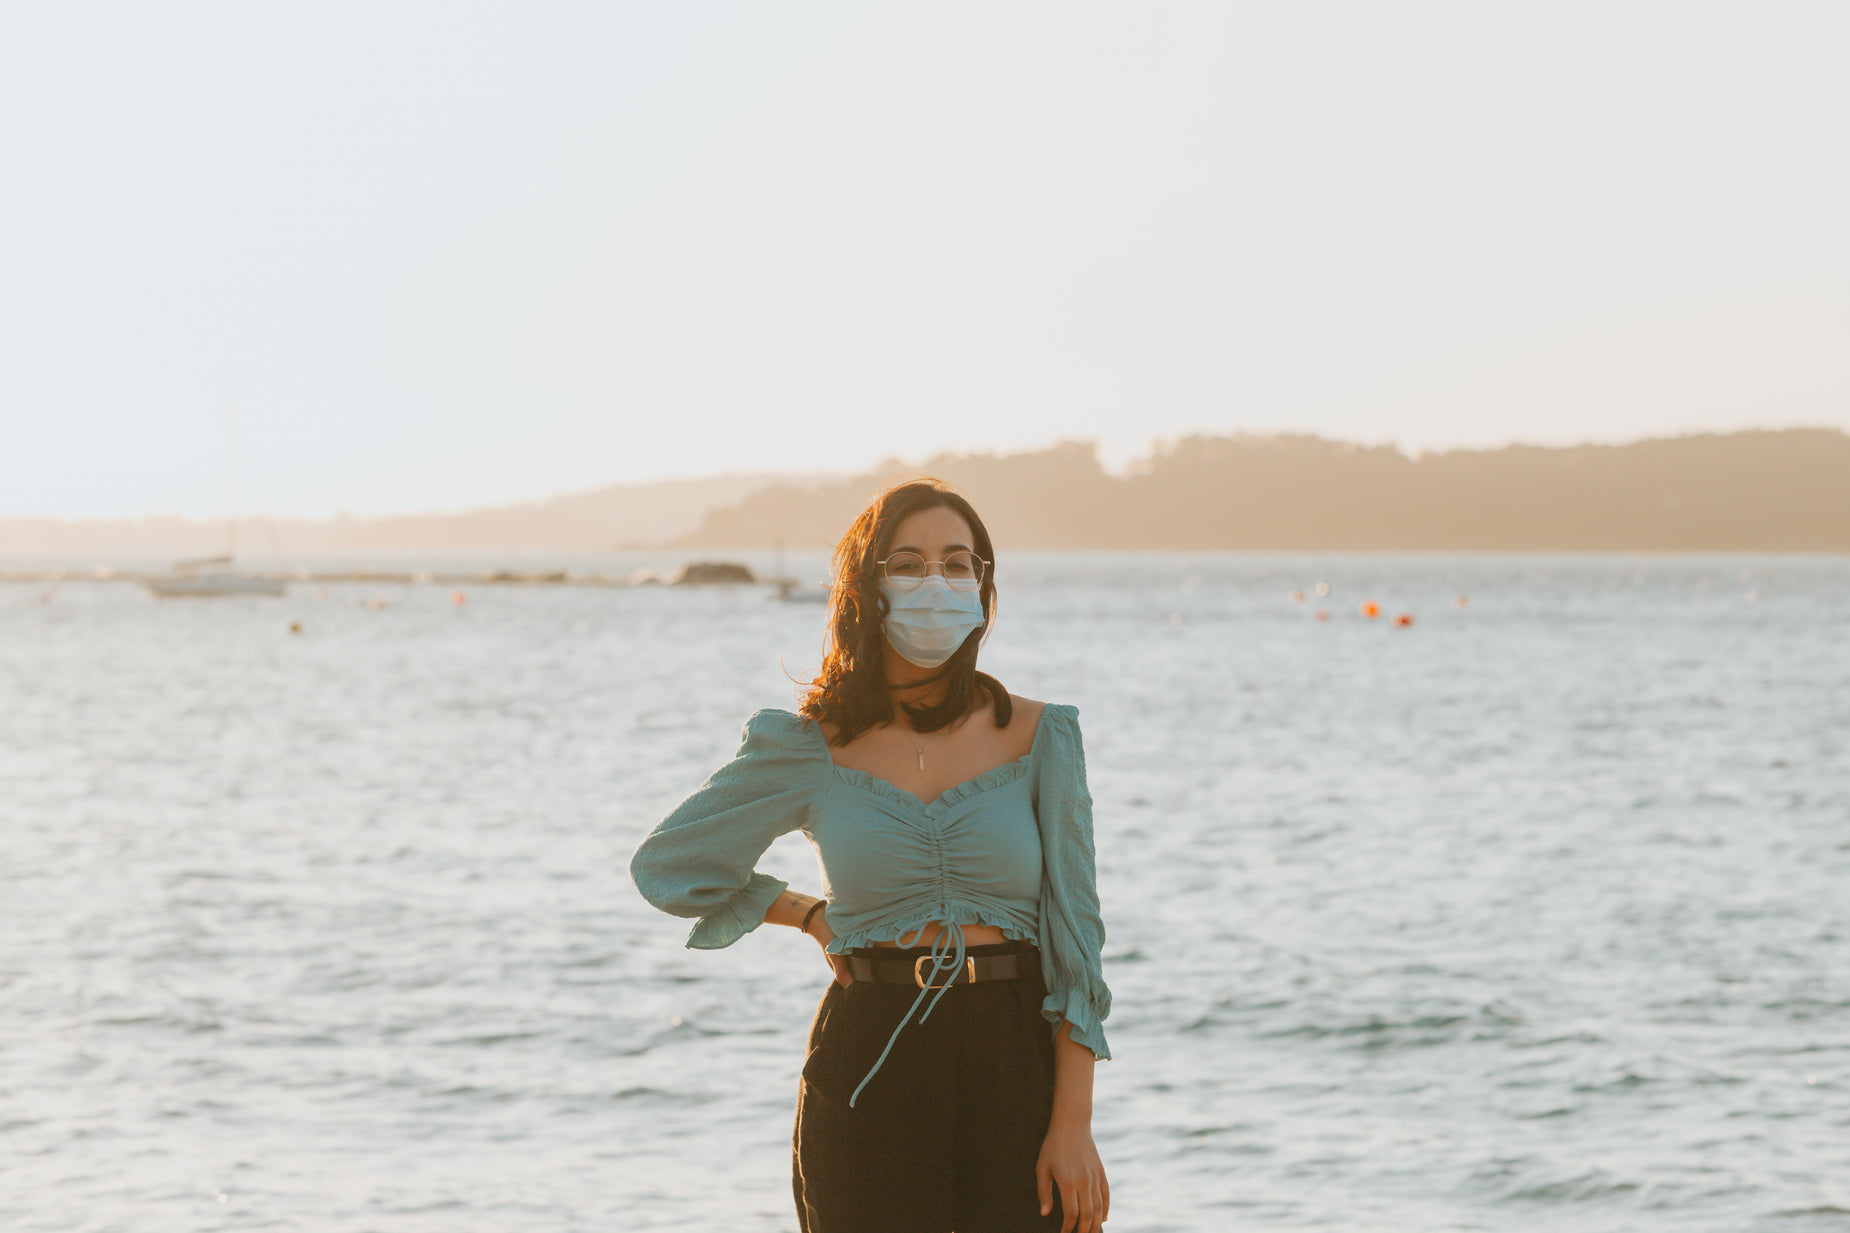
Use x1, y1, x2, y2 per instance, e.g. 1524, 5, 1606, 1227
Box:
1006, 693, 1047, 731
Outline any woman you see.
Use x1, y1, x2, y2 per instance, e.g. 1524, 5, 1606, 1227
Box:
630, 478, 1112, 1233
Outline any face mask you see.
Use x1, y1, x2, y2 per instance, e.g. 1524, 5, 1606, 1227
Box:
880, 576, 986, 668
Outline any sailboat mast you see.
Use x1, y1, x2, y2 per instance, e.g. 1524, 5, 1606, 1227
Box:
224, 385, 238, 559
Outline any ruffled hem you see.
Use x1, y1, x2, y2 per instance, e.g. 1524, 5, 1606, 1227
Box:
1042, 989, 1112, 1061
826, 903, 1040, 954
830, 756, 1031, 814
684, 872, 788, 950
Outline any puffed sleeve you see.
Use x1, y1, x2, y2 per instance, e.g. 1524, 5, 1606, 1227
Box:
629, 709, 828, 950
1031, 703, 1112, 1060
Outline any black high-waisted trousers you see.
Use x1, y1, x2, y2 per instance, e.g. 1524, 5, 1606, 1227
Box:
792, 939, 1065, 1233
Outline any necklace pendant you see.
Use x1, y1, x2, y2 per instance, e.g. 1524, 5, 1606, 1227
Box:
916, 747, 925, 771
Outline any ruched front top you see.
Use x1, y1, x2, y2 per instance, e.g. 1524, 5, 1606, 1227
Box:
629, 702, 1112, 1105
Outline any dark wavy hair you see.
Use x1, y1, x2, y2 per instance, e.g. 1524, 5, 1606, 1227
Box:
799, 478, 1012, 746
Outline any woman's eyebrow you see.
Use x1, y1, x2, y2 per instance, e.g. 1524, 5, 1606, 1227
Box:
889, 541, 973, 555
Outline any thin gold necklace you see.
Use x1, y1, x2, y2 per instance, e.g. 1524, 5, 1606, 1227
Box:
901, 714, 936, 771
911, 712, 966, 770
898, 704, 929, 770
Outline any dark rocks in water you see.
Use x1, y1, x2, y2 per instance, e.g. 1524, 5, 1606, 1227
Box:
486, 569, 569, 584
674, 561, 755, 585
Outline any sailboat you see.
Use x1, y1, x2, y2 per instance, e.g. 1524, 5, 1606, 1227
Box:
146, 554, 286, 597
145, 390, 287, 598
768, 537, 828, 603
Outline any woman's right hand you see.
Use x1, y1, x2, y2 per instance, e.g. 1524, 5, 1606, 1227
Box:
808, 910, 852, 986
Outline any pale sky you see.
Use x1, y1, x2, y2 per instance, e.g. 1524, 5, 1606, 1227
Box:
3, 2, 1845, 519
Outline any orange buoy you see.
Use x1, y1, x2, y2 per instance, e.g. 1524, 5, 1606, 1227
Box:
1454, 595, 1468, 608
1314, 610, 1330, 621
1393, 613, 1413, 627
450, 590, 468, 606
1360, 601, 1380, 618
1290, 589, 1306, 603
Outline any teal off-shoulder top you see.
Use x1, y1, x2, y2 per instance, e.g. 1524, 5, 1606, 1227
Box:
629, 702, 1111, 1105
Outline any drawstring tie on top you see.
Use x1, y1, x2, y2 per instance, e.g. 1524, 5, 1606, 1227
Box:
847, 919, 969, 1109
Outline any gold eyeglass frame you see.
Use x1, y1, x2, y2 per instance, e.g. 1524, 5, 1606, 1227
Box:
873, 551, 991, 591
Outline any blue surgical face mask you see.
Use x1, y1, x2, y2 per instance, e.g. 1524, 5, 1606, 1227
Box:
879, 576, 986, 668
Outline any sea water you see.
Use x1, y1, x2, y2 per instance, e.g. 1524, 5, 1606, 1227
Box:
2, 553, 1847, 1232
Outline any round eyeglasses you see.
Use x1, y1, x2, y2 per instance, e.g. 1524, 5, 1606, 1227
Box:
876, 550, 988, 592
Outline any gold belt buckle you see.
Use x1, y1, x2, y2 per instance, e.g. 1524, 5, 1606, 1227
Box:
914, 956, 977, 990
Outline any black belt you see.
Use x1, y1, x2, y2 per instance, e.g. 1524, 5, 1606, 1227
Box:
846, 951, 1025, 989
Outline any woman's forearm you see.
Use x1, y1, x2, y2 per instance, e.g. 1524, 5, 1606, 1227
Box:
1049, 1019, 1096, 1124
1039, 1020, 1108, 1226
762, 887, 825, 931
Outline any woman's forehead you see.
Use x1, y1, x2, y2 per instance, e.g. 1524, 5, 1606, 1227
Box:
886, 505, 974, 551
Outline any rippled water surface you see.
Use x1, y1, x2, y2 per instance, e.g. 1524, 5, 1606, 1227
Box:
4, 553, 1848, 1232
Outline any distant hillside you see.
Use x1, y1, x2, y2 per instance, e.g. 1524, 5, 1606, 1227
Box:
673, 429, 1850, 552
0, 471, 832, 557
11, 431, 1844, 558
